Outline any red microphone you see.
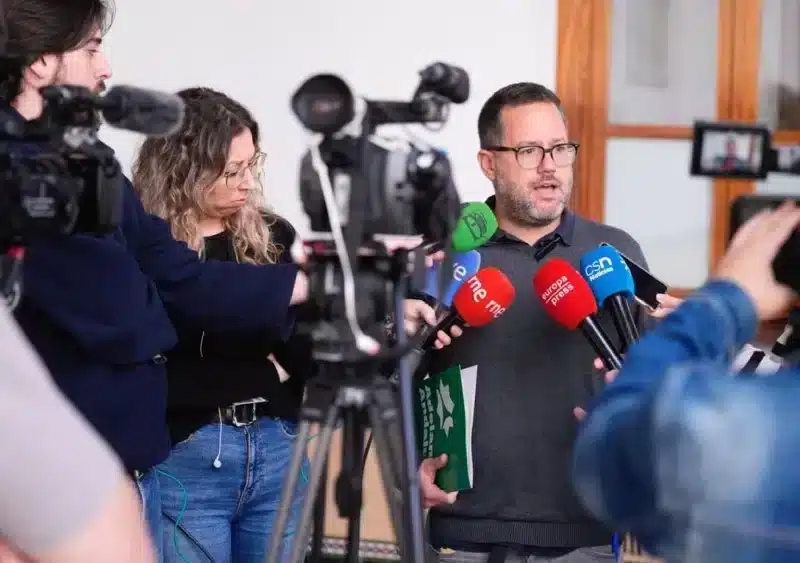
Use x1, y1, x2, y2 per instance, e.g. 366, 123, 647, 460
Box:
420, 266, 515, 350
533, 258, 623, 370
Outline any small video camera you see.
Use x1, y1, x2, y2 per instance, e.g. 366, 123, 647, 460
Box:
690, 121, 800, 292
690, 122, 773, 180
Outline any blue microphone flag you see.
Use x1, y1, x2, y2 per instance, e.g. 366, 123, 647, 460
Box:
423, 250, 482, 306
579, 245, 635, 306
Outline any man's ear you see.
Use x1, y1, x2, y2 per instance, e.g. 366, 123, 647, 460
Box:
477, 149, 496, 182
24, 54, 58, 88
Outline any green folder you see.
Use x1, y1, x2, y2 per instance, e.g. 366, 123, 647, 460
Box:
414, 364, 478, 492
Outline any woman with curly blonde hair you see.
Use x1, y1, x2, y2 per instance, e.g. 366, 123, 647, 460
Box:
133, 87, 310, 563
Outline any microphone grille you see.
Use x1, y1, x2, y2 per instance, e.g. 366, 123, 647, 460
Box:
452, 267, 515, 327
533, 258, 597, 330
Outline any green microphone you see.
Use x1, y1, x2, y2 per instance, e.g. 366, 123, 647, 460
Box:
450, 201, 498, 251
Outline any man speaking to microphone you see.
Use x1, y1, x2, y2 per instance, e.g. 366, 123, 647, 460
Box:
408, 82, 659, 563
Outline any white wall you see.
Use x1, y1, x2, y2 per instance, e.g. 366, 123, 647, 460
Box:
100, 0, 557, 235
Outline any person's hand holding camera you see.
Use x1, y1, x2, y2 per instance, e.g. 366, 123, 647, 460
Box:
713, 200, 800, 320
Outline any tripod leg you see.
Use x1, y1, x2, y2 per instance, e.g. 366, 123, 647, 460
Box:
288, 403, 340, 563
366, 398, 411, 560
309, 454, 328, 563
266, 419, 314, 563
338, 409, 365, 563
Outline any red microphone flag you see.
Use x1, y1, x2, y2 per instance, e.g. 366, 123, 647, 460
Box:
452, 266, 516, 327
533, 258, 597, 330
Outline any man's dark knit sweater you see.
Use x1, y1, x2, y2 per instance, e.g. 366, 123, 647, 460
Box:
425, 205, 650, 551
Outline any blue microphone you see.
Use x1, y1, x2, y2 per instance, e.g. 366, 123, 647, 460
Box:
579, 245, 639, 353
422, 250, 481, 308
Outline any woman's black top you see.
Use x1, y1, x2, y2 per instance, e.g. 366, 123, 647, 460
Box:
164, 217, 315, 444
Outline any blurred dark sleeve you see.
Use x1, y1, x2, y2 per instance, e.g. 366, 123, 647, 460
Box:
269, 214, 320, 387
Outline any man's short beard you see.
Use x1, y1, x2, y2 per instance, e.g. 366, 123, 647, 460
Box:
494, 180, 568, 228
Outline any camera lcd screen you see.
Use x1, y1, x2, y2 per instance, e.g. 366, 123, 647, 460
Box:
690, 122, 771, 180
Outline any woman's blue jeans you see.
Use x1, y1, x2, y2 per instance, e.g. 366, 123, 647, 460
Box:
157, 417, 309, 563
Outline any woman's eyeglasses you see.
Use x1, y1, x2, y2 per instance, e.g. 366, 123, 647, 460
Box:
224, 152, 266, 187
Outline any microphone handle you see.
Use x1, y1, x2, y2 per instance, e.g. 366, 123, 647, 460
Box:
607, 293, 639, 353
406, 308, 464, 379
580, 315, 624, 371
420, 309, 464, 351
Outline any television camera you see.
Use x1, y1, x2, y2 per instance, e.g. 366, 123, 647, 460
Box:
690, 121, 800, 294
267, 63, 468, 563
0, 77, 185, 307
294, 62, 466, 361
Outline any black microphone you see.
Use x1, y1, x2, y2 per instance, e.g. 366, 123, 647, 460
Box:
98, 85, 186, 136
580, 246, 640, 353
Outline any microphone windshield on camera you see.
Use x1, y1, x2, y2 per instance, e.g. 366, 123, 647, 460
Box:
533, 258, 598, 330
99, 85, 186, 136
579, 245, 635, 306
451, 266, 516, 327
418, 62, 470, 104
451, 202, 498, 251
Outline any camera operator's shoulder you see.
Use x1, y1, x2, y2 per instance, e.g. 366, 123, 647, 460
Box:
577, 216, 648, 266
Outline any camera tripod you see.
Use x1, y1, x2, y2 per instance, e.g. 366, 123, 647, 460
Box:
266, 360, 427, 563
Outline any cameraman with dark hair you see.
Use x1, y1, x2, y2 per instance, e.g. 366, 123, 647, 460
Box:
2, 0, 308, 557
572, 201, 800, 563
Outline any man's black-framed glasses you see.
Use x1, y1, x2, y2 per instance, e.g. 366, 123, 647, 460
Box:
484, 142, 580, 169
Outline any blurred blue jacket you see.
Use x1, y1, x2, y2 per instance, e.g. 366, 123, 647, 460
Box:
572, 279, 800, 563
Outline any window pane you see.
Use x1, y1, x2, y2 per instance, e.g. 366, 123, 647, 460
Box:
605, 139, 712, 287
759, 0, 800, 129
609, 0, 719, 125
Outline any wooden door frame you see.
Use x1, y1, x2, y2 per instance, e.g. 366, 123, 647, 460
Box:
556, 0, 763, 297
